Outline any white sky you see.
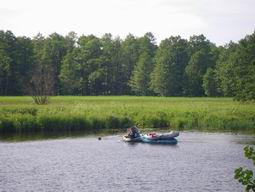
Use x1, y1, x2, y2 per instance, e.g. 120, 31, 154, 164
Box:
0, 0, 254, 45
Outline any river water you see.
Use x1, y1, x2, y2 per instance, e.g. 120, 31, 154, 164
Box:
0, 131, 254, 192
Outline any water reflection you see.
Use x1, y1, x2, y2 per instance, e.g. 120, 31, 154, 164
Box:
1, 128, 255, 144
0, 129, 122, 142
0, 131, 255, 192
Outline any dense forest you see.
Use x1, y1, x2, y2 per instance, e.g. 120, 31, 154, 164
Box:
0, 30, 254, 100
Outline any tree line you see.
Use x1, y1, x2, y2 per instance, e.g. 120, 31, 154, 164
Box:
0, 30, 254, 100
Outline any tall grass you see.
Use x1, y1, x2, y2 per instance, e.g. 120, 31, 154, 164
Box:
0, 96, 254, 134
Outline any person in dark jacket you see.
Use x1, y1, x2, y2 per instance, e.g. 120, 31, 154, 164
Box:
127, 126, 139, 138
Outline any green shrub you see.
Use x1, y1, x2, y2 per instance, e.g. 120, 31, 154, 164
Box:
235, 146, 255, 192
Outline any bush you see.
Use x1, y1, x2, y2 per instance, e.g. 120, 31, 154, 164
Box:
235, 146, 255, 192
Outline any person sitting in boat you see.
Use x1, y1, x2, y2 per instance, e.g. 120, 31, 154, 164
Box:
127, 126, 139, 138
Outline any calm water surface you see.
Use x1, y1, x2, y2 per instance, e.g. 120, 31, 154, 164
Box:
0, 131, 254, 192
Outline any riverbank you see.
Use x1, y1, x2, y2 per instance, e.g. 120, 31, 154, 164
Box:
0, 96, 254, 135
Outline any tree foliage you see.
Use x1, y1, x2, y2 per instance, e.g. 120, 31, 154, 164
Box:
129, 33, 156, 95
215, 43, 237, 97
235, 146, 255, 192
151, 36, 189, 96
202, 68, 221, 96
232, 34, 255, 101
184, 35, 216, 96
0, 30, 254, 101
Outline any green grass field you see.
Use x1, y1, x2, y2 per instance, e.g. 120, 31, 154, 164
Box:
0, 96, 255, 134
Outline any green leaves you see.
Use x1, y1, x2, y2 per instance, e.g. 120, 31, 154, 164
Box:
151, 36, 189, 96
129, 51, 154, 95
202, 68, 221, 96
235, 146, 255, 192
0, 29, 254, 100
184, 35, 216, 96
244, 146, 255, 165
216, 32, 255, 101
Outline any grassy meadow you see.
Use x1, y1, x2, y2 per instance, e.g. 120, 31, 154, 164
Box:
0, 96, 255, 135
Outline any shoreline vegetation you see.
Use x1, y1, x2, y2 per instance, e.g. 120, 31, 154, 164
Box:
0, 96, 254, 136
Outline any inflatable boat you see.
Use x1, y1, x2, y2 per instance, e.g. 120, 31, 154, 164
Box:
141, 136, 177, 144
122, 135, 142, 142
140, 131, 179, 144
122, 126, 179, 144
145, 131, 179, 140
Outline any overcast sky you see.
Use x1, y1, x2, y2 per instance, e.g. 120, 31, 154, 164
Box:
0, 0, 254, 45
